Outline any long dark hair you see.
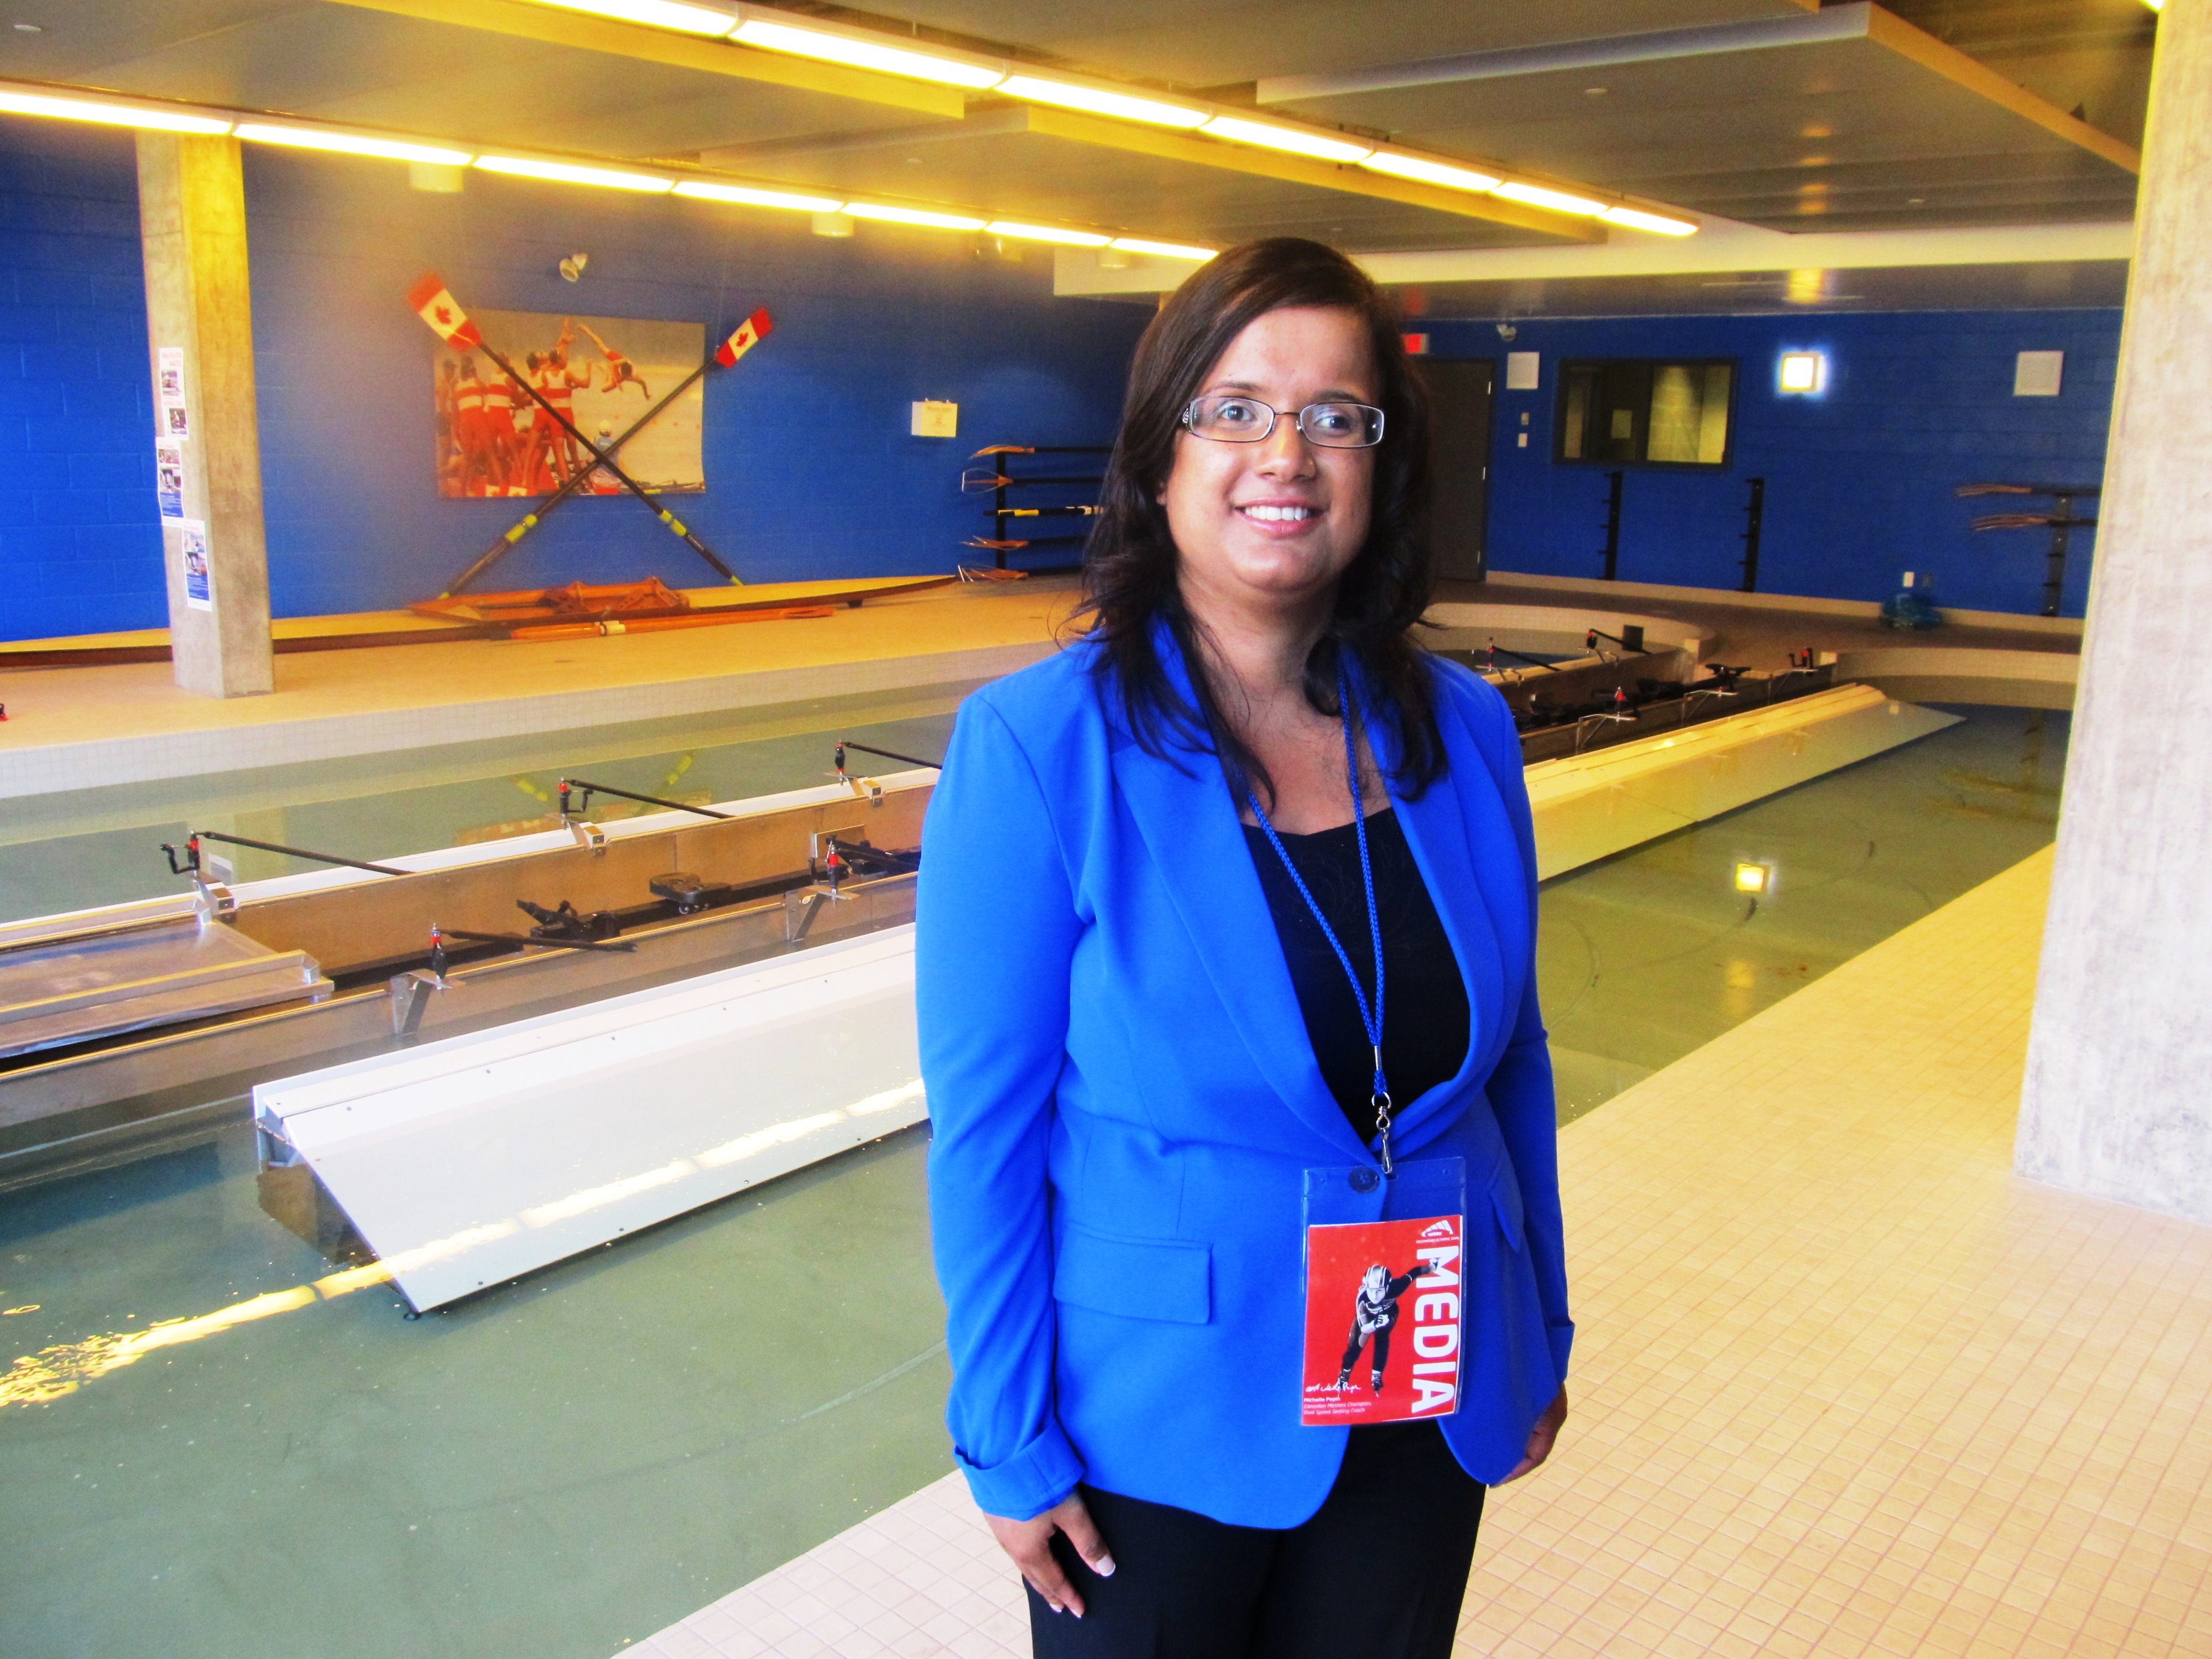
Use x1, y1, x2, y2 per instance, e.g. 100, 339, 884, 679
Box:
1077, 237, 1442, 806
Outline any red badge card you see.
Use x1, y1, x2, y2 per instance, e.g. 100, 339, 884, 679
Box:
1300, 1214, 1463, 1426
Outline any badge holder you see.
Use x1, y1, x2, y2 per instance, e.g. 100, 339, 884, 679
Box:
1298, 1155, 1467, 1426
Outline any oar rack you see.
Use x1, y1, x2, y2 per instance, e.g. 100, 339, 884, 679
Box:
962, 444, 1109, 572
1957, 481, 2100, 619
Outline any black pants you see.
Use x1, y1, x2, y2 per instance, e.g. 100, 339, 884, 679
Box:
1027, 1421, 1486, 1659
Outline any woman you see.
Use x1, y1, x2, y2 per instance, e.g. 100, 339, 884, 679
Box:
918, 238, 1571, 1658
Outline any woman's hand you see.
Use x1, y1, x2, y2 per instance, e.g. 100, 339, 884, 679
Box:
1497, 1386, 1568, 1485
985, 1491, 1117, 1619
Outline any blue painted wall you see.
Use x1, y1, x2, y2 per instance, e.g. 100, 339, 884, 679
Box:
0, 122, 163, 643
0, 118, 1149, 641
0, 112, 2129, 638
1423, 308, 2121, 617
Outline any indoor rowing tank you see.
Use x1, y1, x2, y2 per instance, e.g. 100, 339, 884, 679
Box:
0, 636, 2064, 1659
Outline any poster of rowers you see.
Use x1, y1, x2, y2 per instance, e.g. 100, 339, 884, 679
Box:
434, 309, 705, 499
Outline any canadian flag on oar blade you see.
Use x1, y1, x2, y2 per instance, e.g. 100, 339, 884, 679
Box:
407, 271, 484, 351
716, 309, 773, 367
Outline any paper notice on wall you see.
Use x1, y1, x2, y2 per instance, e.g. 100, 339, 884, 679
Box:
1505, 351, 1540, 390
178, 519, 213, 611
158, 346, 190, 440
156, 443, 185, 519
910, 399, 958, 438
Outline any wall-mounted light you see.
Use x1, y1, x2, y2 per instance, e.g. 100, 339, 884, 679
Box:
1734, 862, 1772, 895
1777, 351, 1826, 394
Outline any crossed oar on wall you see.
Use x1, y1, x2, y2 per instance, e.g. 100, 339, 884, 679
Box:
409, 272, 771, 597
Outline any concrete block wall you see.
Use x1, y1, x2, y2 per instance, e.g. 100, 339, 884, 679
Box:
0, 123, 164, 643
1424, 307, 2122, 618
0, 117, 1152, 641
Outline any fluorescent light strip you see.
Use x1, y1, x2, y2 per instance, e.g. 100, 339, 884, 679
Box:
529, 0, 737, 33
474, 155, 675, 192
1109, 237, 1215, 261
674, 179, 843, 212
842, 201, 988, 231
1494, 180, 1609, 217
732, 18, 1004, 88
987, 220, 1111, 247
0, 77, 1243, 257
0, 87, 232, 134
1200, 114, 1371, 163
998, 74, 1207, 129
236, 123, 473, 166
1602, 205, 1698, 236
1360, 150, 1501, 194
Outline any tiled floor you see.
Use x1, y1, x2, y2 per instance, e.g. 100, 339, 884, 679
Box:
627, 844, 2212, 1658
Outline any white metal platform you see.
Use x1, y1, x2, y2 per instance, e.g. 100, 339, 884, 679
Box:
252, 925, 922, 1312
1525, 683, 1960, 880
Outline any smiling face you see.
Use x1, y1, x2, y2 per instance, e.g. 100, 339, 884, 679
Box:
1161, 305, 1378, 622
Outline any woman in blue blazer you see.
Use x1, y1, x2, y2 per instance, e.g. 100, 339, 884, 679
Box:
919, 239, 1571, 1658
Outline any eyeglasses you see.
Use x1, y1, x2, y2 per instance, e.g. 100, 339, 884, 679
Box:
1180, 395, 1386, 449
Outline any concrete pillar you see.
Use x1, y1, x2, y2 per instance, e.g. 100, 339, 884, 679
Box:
2017, 0, 2212, 1225
136, 132, 273, 697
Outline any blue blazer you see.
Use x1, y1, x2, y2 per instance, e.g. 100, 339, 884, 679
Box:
917, 629, 1571, 1527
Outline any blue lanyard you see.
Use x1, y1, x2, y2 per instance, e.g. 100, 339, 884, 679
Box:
1248, 664, 1399, 1176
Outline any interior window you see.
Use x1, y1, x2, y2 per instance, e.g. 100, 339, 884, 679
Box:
1557, 359, 1735, 467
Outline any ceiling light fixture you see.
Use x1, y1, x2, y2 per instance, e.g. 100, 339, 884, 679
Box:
986, 220, 1112, 247
731, 17, 1004, 88
841, 201, 988, 230
1601, 205, 1697, 236
1360, 151, 1502, 193
0, 86, 232, 134
997, 73, 1207, 128
674, 179, 843, 212
1199, 114, 1370, 163
1493, 180, 1609, 217
0, 76, 1246, 261
473, 155, 675, 191
526, 0, 738, 33
1109, 237, 1215, 261
234, 123, 473, 166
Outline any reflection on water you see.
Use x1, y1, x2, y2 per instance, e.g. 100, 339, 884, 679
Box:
1540, 704, 2068, 1124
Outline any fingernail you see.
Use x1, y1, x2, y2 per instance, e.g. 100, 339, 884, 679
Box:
1094, 1554, 1117, 1578
1049, 1604, 1063, 1616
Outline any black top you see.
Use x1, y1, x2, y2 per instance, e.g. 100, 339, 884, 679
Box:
1243, 808, 1471, 1144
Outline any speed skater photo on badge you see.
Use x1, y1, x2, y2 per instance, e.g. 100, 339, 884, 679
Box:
1301, 1213, 1463, 1425
431, 309, 705, 500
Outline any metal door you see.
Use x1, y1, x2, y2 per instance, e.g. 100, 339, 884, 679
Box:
1421, 358, 1494, 582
